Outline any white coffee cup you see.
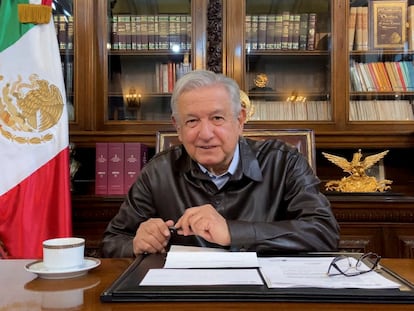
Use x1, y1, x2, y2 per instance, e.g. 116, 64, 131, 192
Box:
43, 237, 85, 270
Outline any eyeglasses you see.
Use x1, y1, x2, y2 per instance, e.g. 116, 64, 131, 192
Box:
327, 252, 381, 277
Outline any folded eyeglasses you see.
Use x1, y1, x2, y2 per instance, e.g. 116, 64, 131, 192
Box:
327, 252, 381, 277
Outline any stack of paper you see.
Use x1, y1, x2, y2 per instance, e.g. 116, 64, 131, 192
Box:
140, 246, 401, 289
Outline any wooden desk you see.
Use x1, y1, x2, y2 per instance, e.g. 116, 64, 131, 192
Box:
1, 258, 413, 310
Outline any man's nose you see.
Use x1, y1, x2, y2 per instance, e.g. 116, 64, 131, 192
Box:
198, 120, 214, 139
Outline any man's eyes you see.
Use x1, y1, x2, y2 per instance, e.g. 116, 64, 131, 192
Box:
185, 119, 199, 128
212, 116, 225, 125
184, 116, 226, 128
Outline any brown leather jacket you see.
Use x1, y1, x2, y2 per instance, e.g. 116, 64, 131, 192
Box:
102, 137, 340, 257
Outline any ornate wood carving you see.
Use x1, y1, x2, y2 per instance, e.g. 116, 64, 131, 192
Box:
207, 0, 222, 72
333, 208, 414, 223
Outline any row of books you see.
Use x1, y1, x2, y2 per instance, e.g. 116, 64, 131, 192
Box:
155, 58, 191, 93
349, 5, 414, 51
95, 142, 148, 196
245, 12, 322, 51
53, 14, 73, 50
249, 99, 414, 121
350, 100, 414, 121
249, 100, 331, 121
110, 14, 192, 51
350, 60, 414, 92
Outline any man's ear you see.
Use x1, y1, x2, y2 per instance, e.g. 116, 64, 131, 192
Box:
171, 116, 183, 142
172, 115, 178, 129
238, 108, 247, 129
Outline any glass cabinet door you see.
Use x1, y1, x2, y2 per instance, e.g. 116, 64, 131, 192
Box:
245, 0, 332, 121
348, 0, 414, 122
53, 0, 75, 122
106, 0, 192, 121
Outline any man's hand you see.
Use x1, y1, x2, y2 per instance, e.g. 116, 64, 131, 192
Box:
175, 204, 231, 246
133, 218, 174, 255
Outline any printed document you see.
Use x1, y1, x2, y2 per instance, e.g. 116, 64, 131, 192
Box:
164, 245, 259, 268
141, 245, 262, 286
258, 257, 401, 289
140, 268, 263, 286
140, 246, 400, 289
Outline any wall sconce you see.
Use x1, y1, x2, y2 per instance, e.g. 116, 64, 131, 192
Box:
126, 87, 141, 108
286, 90, 307, 103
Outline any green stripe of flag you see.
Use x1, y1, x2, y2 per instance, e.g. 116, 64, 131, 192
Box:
0, 0, 34, 52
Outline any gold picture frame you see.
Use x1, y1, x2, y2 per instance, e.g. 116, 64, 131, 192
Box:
370, 0, 407, 49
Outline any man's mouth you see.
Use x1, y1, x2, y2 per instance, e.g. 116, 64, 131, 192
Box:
198, 145, 217, 149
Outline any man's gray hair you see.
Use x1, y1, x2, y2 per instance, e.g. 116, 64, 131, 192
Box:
171, 70, 241, 119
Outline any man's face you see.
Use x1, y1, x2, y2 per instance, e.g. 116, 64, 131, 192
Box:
172, 85, 246, 175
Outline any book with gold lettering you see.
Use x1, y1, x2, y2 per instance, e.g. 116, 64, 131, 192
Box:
124, 143, 148, 194
108, 142, 124, 195
307, 13, 316, 50
250, 14, 258, 50
245, 15, 252, 50
299, 13, 308, 50
266, 14, 276, 49
275, 14, 283, 50
95, 143, 108, 195
281, 11, 290, 50
370, 1, 406, 49
291, 14, 300, 50
258, 14, 267, 50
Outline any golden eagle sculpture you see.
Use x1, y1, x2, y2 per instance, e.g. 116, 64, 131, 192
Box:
322, 149, 392, 192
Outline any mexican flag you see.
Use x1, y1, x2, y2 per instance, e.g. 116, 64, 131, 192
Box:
0, 0, 72, 258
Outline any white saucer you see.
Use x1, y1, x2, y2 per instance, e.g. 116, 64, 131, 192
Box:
25, 257, 101, 279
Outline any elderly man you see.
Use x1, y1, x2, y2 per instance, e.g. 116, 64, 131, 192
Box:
102, 70, 339, 257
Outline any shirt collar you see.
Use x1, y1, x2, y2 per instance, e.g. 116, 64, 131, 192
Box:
198, 144, 240, 177
177, 137, 263, 182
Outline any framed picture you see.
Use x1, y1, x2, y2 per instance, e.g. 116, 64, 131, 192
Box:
370, 0, 407, 49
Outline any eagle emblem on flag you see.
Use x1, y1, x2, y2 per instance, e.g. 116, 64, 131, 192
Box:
0, 73, 64, 144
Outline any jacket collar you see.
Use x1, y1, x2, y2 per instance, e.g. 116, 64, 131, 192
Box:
236, 136, 263, 182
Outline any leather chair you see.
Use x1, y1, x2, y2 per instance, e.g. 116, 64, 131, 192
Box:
156, 129, 316, 171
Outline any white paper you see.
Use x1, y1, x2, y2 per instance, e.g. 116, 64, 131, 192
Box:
169, 245, 227, 252
164, 245, 259, 268
140, 268, 263, 286
258, 257, 401, 289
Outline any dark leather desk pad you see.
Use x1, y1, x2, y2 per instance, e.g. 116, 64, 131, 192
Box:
101, 253, 414, 303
